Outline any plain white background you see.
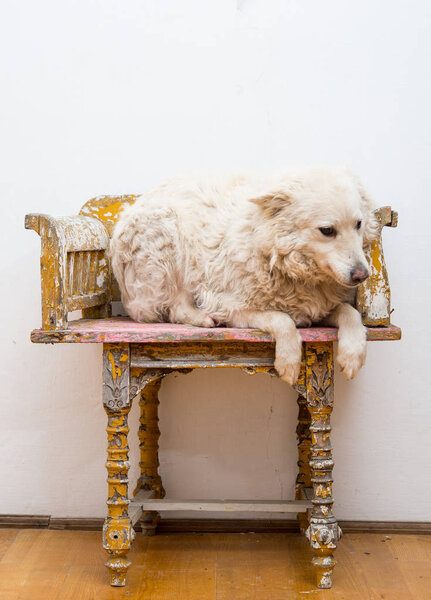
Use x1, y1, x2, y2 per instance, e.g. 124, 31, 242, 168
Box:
1, 0, 430, 521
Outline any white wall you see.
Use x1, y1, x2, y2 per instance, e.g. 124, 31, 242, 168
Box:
1, 0, 430, 521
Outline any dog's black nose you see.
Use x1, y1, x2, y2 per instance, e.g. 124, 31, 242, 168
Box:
350, 266, 369, 284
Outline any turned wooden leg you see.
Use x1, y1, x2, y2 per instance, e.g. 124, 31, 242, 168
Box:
102, 344, 134, 587
304, 342, 341, 589
295, 359, 312, 534
134, 376, 165, 536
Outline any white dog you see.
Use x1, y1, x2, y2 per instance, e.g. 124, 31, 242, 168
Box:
111, 166, 378, 384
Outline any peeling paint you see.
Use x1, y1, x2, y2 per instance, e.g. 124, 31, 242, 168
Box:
356, 207, 398, 326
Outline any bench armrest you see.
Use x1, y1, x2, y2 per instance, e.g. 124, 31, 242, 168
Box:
356, 206, 398, 326
25, 213, 112, 330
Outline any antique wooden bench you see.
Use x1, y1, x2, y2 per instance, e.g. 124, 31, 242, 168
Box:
26, 197, 401, 589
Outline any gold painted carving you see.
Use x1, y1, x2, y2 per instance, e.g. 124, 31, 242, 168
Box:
304, 342, 341, 589
103, 344, 133, 586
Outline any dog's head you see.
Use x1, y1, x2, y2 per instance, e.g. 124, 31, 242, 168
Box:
251, 166, 379, 287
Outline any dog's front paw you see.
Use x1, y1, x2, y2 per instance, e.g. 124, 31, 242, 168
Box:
274, 338, 302, 385
337, 337, 367, 379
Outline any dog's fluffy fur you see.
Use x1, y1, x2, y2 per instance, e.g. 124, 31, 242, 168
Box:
111, 166, 378, 384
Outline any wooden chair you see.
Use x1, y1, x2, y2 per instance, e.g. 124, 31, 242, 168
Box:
25, 196, 401, 589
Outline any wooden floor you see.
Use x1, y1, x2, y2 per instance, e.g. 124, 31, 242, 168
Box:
0, 529, 430, 599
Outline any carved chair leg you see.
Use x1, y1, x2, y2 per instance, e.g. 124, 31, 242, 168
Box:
304, 342, 341, 590
103, 344, 134, 587
134, 374, 165, 536
295, 359, 311, 534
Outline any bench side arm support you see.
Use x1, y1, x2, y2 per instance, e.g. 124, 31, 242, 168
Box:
25, 213, 112, 330
356, 206, 398, 326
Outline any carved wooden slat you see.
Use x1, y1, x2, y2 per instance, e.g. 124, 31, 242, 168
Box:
102, 343, 134, 587
67, 250, 101, 302
87, 250, 99, 294
82, 249, 112, 319
25, 213, 111, 329
67, 292, 108, 311
72, 251, 82, 296
67, 252, 75, 295
66, 249, 112, 314
84, 251, 91, 294
304, 342, 341, 590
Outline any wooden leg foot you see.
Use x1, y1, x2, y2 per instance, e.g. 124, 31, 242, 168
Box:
105, 554, 132, 587
307, 521, 340, 588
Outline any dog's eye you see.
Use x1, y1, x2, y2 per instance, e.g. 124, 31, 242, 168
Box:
319, 226, 336, 237
355, 220, 362, 230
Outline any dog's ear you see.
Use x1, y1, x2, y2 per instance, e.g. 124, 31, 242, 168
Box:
250, 191, 291, 219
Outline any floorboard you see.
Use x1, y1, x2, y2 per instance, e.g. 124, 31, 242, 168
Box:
0, 529, 429, 600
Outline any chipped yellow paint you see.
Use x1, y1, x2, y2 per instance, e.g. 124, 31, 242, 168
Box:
370, 240, 382, 272
27, 201, 397, 332
103, 343, 133, 587
356, 206, 397, 327
103, 405, 134, 586
108, 350, 122, 379
79, 195, 139, 236
304, 342, 338, 589
79, 195, 140, 302
134, 374, 165, 537
25, 213, 111, 329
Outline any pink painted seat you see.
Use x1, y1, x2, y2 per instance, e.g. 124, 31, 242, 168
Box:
31, 316, 401, 344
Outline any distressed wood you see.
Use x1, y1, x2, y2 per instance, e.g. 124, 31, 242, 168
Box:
132, 370, 168, 537
133, 499, 313, 512
304, 342, 341, 590
295, 360, 312, 535
25, 197, 403, 591
103, 344, 130, 411
27, 201, 398, 331
25, 214, 67, 330
79, 194, 139, 236
67, 291, 107, 311
30, 316, 402, 344
131, 341, 276, 369
79, 194, 140, 301
102, 343, 134, 586
129, 489, 154, 528
25, 213, 111, 329
356, 206, 398, 326
136, 378, 165, 498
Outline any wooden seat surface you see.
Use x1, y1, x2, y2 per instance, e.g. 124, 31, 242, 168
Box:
30, 316, 401, 344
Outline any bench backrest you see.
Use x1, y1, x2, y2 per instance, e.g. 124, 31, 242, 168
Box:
79, 194, 139, 304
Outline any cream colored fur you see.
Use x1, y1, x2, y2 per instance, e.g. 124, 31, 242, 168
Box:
111, 166, 378, 384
